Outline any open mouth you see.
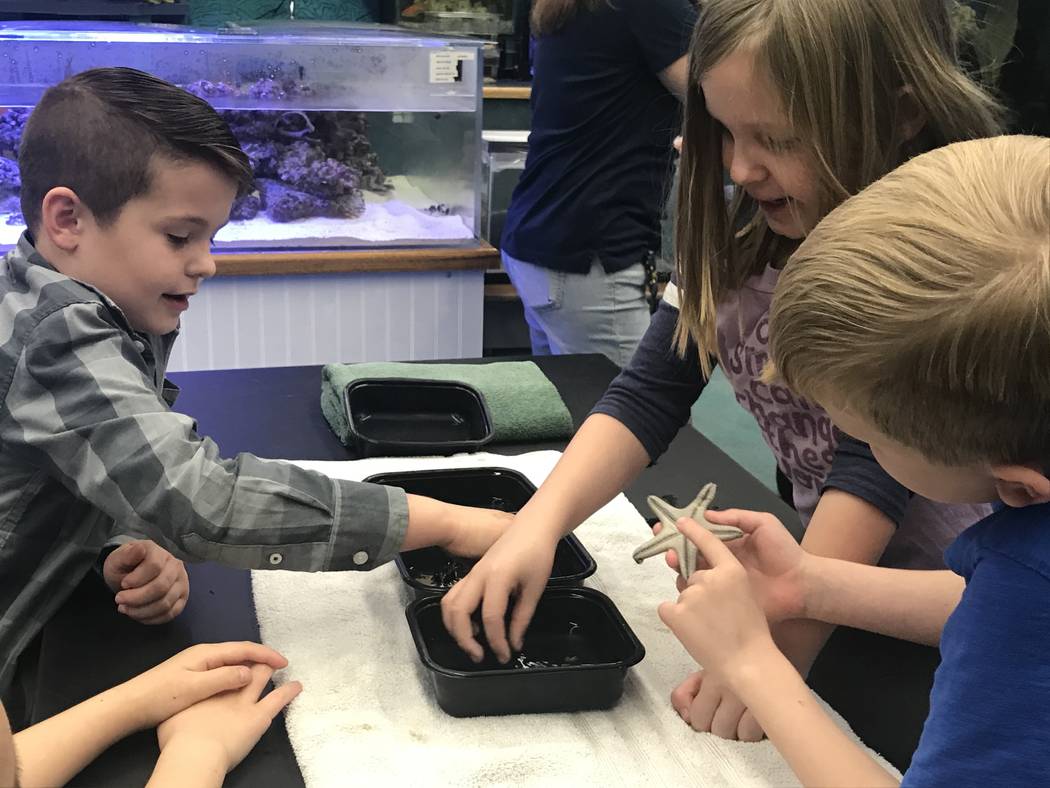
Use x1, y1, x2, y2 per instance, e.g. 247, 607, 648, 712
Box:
162, 294, 190, 308
757, 197, 790, 212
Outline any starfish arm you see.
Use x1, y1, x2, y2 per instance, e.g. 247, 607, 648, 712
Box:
680, 537, 699, 579
632, 530, 686, 563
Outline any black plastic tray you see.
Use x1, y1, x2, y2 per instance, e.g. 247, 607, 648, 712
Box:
406, 588, 645, 717
364, 467, 596, 596
344, 378, 494, 457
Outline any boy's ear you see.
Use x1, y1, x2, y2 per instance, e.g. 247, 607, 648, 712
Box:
39, 187, 88, 252
896, 86, 926, 146
993, 463, 1050, 507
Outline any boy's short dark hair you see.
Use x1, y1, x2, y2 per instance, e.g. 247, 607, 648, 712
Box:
18, 66, 253, 231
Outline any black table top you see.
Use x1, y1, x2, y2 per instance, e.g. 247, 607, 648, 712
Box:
28, 354, 930, 784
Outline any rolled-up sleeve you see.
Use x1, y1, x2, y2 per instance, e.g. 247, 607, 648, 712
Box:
822, 431, 911, 526
2, 303, 407, 572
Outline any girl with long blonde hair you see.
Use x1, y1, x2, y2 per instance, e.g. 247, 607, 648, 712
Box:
446, 0, 1003, 763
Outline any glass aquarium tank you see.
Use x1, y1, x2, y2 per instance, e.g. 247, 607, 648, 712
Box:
386, 1, 513, 37
379, 1, 530, 81
0, 21, 484, 253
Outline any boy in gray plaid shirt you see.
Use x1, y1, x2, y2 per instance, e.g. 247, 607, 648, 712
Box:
0, 67, 508, 701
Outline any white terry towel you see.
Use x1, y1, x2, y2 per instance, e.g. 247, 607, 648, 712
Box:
252, 451, 900, 788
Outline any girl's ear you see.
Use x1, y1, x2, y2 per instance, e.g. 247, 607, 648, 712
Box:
896, 86, 927, 145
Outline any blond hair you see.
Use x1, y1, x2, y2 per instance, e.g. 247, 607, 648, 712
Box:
674, 0, 1005, 375
768, 135, 1050, 467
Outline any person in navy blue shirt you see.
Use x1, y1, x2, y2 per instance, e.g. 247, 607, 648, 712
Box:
500, 0, 697, 366
657, 135, 1050, 786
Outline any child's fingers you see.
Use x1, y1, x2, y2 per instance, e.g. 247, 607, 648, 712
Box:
255, 680, 303, 722
197, 642, 289, 671
480, 587, 513, 664
670, 670, 704, 723
440, 584, 486, 664
703, 508, 770, 535
245, 663, 277, 700
657, 600, 679, 629
114, 567, 178, 606
105, 541, 146, 574
676, 517, 737, 571
190, 665, 253, 704
119, 586, 187, 623
737, 710, 766, 742
120, 555, 167, 590
665, 551, 712, 578
665, 548, 679, 571
507, 584, 542, 654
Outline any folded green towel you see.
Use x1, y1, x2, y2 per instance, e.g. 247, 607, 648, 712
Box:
321, 361, 574, 447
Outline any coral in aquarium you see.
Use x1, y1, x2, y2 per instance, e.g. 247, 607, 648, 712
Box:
0, 109, 26, 225
0, 156, 18, 196
0, 109, 29, 159
183, 76, 390, 224
0, 137, 22, 226
0, 75, 390, 228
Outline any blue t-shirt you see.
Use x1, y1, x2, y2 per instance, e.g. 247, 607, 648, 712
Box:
902, 502, 1050, 786
500, 0, 697, 274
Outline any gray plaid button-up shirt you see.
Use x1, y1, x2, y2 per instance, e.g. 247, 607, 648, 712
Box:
0, 233, 408, 691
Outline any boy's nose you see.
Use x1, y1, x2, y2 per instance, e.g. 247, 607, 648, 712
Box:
189, 252, 217, 280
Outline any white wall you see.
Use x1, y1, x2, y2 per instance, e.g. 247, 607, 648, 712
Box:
167, 269, 485, 372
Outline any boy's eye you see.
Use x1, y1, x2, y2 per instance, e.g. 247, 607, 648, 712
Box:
166, 234, 189, 247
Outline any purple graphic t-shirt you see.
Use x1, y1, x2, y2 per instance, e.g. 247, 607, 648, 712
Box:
715, 265, 990, 568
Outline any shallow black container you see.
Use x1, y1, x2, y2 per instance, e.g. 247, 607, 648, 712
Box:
364, 467, 596, 596
343, 378, 494, 457
406, 588, 645, 717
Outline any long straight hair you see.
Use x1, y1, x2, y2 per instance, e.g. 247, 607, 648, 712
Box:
531, 0, 607, 35
674, 0, 1005, 375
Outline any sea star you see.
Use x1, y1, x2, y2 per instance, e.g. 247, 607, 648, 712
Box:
632, 483, 744, 579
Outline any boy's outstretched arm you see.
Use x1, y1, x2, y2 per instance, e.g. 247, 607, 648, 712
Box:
660, 518, 899, 788
694, 508, 964, 645
5, 304, 507, 574
13, 642, 288, 788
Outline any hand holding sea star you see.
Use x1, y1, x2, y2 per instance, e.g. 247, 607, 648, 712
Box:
632, 483, 744, 579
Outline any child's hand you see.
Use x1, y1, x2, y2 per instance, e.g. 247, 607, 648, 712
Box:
155, 662, 302, 777
659, 517, 776, 678
665, 509, 809, 623
670, 669, 765, 741
441, 519, 559, 664
103, 540, 189, 624
441, 505, 514, 558
120, 641, 292, 731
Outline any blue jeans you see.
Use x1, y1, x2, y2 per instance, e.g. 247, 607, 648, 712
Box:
502, 252, 651, 368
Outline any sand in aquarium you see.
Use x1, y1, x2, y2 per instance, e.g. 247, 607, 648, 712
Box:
0, 177, 473, 248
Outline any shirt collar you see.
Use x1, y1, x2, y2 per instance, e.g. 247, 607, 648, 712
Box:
14, 230, 178, 347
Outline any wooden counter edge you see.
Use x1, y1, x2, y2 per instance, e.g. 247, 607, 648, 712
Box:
213, 245, 499, 277
483, 85, 531, 100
